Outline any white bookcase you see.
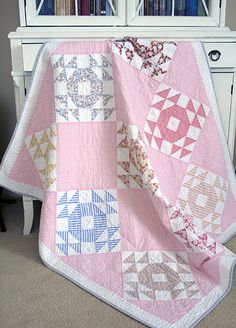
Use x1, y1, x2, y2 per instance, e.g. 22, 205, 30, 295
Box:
9, 0, 236, 234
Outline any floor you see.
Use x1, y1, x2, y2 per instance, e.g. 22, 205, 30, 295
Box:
1, 199, 236, 328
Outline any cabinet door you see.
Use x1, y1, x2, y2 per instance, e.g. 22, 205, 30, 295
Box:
211, 72, 233, 143
127, 0, 222, 27
24, 0, 126, 26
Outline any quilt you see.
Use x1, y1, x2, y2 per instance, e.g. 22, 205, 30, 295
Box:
0, 38, 236, 327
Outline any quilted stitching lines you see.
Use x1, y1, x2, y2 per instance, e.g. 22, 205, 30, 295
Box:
53, 54, 115, 122
56, 189, 120, 256
122, 251, 201, 301
144, 83, 210, 163
176, 165, 229, 234
25, 124, 56, 190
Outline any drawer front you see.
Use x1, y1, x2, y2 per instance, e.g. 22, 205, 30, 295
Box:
203, 42, 236, 68
23, 42, 236, 72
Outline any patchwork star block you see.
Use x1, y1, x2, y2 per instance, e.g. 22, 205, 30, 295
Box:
122, 251, 201, 301
52, 54, 115, 122
144, 83, 210, 163
176, 165, 229, 233
56, 189, 120, 256
25, 124, 56, 190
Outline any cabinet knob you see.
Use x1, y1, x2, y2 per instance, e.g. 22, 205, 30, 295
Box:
208, 50, 221, 62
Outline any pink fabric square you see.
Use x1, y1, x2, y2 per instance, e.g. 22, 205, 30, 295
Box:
61, 252, 123, 297
112, 53, 159, 129
145, 144, 188, 204
52, 40, 112, 55
39, 191, 57, 253
190, 112, 227, 179
9, 144, 43, 190
163, 42, 209, 105
26, 61, 55, 136
57, 122, 116, 190
117, 189, 184, 252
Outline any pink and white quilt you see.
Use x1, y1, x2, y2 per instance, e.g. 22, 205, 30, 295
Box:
1, 38, 236, 327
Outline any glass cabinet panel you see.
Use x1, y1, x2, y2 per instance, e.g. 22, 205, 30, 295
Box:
127, 0, 221, 27
26, 0, 125, 25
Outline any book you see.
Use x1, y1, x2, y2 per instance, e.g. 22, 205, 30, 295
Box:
144, 0, 149, 16
60, 0, 66, 15
185, 0, 197, 16
153, 0, 159, 16
39, 0, 54, 15
101, 0, 106, 15
175, 0, 185, 16
166, 0, 172, 15
65, 0, 75, 15
149, 0, 154, 15
81, 0, 90, 15
90, 0, 95, 15
95, 0, 101, 15
106, 0, 111, 16
159, 0, 166, 16
77, 0, 81, 15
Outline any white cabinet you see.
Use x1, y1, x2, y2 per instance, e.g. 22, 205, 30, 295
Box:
21, 0, 227, 28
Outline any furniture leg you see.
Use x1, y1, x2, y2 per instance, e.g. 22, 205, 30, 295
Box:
22, 196, 34, 235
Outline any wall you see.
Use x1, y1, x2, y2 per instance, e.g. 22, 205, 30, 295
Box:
0, 0, 19, 159
0, 1, 235, 160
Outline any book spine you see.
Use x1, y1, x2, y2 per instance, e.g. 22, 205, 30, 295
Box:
175, 0, 185, 16
106, 0, 111, 16
101, 0, 106, 15
185, 0, 197, 16
77, 0, 81, 15
81, 0, 90, 15
144, 0, 148, 15
95, 0, 99, 15
55, 0, 60, 15
61, 0, 66, 15
166, 0, 172, 15
149, 0, 154, 15
153, 0, 159, 16
65, 0, 75, 15
159, 0, 166, 16
90, 0, 95, 15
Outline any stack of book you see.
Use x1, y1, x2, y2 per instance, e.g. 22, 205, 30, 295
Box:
139, 0, 209, 17
37, 0, 114, 16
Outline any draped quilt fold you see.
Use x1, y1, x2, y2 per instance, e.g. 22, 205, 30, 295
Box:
1, 38, 236, 327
